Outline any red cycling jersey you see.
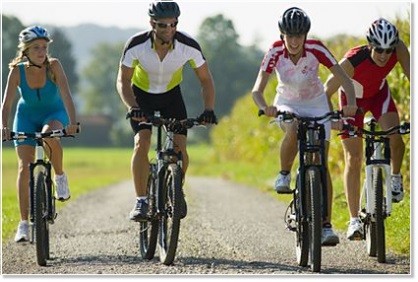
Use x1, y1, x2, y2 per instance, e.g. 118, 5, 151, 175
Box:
345, 45, 398, 99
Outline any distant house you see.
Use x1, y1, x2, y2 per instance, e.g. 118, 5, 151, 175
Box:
64, 114, 113, 147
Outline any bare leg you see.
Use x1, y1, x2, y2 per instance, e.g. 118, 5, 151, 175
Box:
342, 137, 363, 218
132, 130, 151, 197
15, 145, 35, 221
378, 112, 405, 174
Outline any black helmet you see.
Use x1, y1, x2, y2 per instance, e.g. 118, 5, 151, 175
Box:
278, 7, 311, 35
148, 1, 180, 19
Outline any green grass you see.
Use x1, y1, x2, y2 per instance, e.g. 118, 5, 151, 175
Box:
2, 147, 133, 241
2, 145, 410, 256
189, 145, 410, 256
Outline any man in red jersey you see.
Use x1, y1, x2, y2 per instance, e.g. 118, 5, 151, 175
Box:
325, 18, 410, 240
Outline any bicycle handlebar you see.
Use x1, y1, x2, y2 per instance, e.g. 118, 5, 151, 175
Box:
258, 109, 344, 122
138, 116, 206, 131
3, 124, 80, 142
342, 122, 410, 137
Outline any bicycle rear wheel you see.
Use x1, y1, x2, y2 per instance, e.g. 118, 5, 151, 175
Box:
34, 171, 49, 266
295, 173, 309, 267
306, 167, 322, 272
139, 165, 159, 260
373, 168, 386, 263
158, 164, 182, 265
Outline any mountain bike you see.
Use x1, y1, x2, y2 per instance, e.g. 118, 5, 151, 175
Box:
3, 129, 77, 266
343, 118, 410, 263
135, 112, 207, 265
259, 109, 343, 272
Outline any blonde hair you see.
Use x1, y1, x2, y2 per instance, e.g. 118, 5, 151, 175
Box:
9, 40, 56, 83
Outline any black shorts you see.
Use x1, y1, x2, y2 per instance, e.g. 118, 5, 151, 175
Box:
130, 84, 188, 135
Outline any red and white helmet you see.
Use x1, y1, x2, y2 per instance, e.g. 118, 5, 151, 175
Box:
366, 18, 399, 49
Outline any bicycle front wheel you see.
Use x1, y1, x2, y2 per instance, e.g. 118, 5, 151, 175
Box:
139, 165, 159, 260
373, 168, 386, 263
306, 167, 322, 272
295, 173, 309, 267
34, 171, 49, 266
158, 164, 183, 265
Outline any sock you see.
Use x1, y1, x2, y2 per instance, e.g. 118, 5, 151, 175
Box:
137, 196, 147, 202
280, 170, 290, 175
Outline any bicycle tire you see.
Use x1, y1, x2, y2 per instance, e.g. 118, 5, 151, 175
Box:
34, 171, 49, 266
366, 221, 377, 256
295, 173, 309, 267
158, 164, 182, 265
374, 168, 386, 263
306, 167, 322, 272
364, 178, 376, 257
139, 165, 159, 260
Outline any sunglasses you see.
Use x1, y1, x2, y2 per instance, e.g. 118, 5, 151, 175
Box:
374, 47, 395, 54
153, 21, 178, 29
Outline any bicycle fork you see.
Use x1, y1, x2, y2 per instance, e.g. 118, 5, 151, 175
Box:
361, 138, 392, 220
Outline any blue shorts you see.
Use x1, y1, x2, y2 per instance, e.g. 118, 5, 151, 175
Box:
12, 109, 69, 147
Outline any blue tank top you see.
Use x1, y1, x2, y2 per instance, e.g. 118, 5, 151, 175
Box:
16, 63, 65, 114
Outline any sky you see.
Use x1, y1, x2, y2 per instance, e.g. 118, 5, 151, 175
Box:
1, 0, 412, 51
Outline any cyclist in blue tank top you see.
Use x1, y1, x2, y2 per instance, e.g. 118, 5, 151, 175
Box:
2, 26, 79, 243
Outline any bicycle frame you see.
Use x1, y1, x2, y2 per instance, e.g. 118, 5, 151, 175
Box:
29, 138, 54, 230
361, 121, 392, 219
297, 119, 329, 222
139, 112, 203, 265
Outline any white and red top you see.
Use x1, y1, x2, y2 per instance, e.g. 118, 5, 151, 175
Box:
261, 39, 337, 102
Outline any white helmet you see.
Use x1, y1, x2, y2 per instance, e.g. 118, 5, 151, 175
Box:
19, 26, 52, 44
366, 18, 399, 49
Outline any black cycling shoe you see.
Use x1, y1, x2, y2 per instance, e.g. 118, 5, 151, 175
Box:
129, 199, 149, 222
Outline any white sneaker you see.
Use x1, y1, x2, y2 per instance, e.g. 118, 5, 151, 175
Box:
346, 218, 363, 241
14, 221, 29, 242
55, 173, 71, 201
391, 174, 404, 203
322, 224, 340, 246
274, 172, 292, 194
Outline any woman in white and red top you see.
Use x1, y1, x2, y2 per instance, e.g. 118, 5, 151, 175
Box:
325, 18, 410, 241
252, 7, 357, 246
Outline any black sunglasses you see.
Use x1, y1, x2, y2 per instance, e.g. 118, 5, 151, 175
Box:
374, 47, 395, 54
153, 21, 178, 29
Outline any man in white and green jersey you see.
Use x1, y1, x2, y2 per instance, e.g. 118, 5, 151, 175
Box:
116, 1, 217, 221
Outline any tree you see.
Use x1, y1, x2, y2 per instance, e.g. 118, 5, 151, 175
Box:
78, 42, 132, 146
181, 14, 264, 120
1, 15, 24, 93
48, 28, 78, 94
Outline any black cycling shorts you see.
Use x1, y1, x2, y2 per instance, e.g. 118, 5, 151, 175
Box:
130, 84, 188, 136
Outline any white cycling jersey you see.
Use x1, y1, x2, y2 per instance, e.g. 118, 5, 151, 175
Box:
261, 39, 337, 102
121, 31, 206, 94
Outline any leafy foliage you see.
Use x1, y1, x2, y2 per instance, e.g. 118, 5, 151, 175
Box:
1, 15, 24, 93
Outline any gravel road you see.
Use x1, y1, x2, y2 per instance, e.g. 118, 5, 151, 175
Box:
1, 176, 411, 275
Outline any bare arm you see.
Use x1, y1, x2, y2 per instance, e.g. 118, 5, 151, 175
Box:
325, 59, 357, 116
251, 69, 276, 116
396, 40, 410, 81
116, 64, 138, 110
2, 67, 20, 129
194, 62, 215, 111
51, 59, 77, 126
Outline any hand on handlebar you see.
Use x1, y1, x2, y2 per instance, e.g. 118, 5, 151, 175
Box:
126, 107, 146, 122
2, 127, 11, 141
65, 123, 80, 136
198, 110, 218, 124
